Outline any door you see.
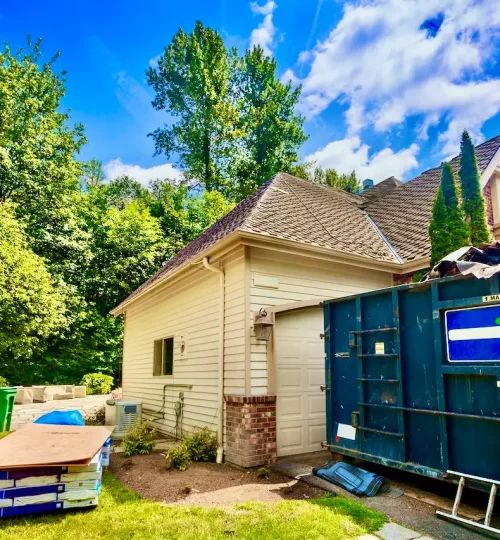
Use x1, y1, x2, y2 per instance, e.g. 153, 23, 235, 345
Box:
274, 308, 326, 456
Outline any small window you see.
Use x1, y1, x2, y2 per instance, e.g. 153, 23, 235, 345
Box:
153, 337, 174, 376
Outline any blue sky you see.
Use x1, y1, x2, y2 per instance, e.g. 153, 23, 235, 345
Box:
2, 0, 500, 185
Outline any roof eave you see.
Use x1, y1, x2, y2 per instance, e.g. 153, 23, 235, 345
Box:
238, 230, 403, 272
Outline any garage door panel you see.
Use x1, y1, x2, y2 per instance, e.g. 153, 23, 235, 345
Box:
276, 368, 303, 391
307, 394, 326, 416
275, 342, 302, 363
306, 368, 324, 389
307, 423, 326, 449
277, 395, 303, 419
277, 423, 304, 455
275, 308, 326, 457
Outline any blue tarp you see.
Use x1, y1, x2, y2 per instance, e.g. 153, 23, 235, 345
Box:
312, 461, 383, 496
34, 410, 85, 426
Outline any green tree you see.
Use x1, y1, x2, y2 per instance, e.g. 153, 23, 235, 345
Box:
81, 192, 166, 315
105, 175, 150, 209
147, 21, 240, 194
286, 162, 361, 193
429, 187, 451, 265
459, 130, 491, 245
81, 158, 105, 190
0, 203, 66, 381
440, 162, 470, 249
0, 40, 90, 285
313, 168, 360, 192
149, 181, 234, 258
232, 47, 307, 198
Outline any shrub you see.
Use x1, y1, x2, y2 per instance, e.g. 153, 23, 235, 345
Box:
183, 428, 218, 462
122, 421, 156, 457
0, 376, 9, 387
256, 467, 270, 479
168, 442, 191, 471
84, 406, 105, 426
80, 373, 114, 395
167, 428, 218, 471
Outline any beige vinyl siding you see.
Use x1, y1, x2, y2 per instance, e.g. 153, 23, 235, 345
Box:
122, 247, 246, 436
222, 247, 246, 395
248, 247, 393, 395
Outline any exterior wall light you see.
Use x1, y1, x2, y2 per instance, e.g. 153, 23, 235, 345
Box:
253, 308, 274, 341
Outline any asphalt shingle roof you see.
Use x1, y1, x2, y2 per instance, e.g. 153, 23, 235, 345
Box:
116, 135, 500, 310
118, 173, 399, 308
365, 135, 500, 262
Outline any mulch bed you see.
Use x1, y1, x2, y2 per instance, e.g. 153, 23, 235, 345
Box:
109, 452, 325, 504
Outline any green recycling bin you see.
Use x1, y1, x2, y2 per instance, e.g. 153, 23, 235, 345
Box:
0, 388, 17, 433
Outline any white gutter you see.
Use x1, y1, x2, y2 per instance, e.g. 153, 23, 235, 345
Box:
202, 256, 225, 464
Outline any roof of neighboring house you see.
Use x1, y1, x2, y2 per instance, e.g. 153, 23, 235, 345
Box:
117, 172, 400, 309
115, 135, 500, 312
365, 135, 500, 262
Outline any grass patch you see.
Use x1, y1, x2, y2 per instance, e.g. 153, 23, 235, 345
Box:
309, 494, 385, 532
0, 473, 385, 539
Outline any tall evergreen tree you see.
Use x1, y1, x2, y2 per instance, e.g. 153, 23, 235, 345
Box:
440, 162, 470, 249
429, 187, 451, 265
459, 130, 491, 245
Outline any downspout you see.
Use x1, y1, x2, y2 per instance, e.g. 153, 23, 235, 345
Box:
202, 256, 225, 464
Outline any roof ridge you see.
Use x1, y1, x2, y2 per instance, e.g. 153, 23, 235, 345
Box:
239, 174, 282, 230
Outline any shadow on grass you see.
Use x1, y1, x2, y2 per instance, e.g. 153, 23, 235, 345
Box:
308, 494, 386, 533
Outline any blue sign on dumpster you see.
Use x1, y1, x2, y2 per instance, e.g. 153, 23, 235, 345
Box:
445, 304, 500, 362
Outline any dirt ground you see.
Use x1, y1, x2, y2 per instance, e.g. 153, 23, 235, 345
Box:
109, 453, 325, 504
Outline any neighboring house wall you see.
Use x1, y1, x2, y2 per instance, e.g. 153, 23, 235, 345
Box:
247, 247, 394, 397
122, 246, 246, 437
487, 174, 500, 239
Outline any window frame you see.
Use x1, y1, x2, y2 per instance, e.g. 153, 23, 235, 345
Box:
153, 336, 174, 377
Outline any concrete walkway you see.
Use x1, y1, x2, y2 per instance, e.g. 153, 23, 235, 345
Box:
10, 395, 107, 429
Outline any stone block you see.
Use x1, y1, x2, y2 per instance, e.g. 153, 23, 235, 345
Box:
32, 386, 49, 403
14, 388, 34, 405
53, 392, 74, 400
73, 386, 86, 398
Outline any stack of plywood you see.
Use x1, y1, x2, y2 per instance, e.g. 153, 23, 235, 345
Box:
0, 424, 112, 517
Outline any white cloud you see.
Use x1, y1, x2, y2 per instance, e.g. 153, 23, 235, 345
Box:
290, 0, 500, 155
148, 55, 161, 68
103, 159, 183, 186
250, 1, 278, 56
306, 137, 419, 182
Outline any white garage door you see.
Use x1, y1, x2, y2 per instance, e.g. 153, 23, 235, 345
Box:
274, 308, 326, 456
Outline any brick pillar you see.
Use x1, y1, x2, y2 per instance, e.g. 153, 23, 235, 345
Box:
224, 395, 277, 468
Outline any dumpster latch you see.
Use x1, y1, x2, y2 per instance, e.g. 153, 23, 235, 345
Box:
320, 385, 330, 392
349, 332, 357, 348
351, 411, 360, 428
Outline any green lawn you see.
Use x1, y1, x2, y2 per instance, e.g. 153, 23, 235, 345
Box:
0, 473, 385, 540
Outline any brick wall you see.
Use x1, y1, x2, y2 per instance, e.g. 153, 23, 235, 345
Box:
224, 395, 277, 468
483, 181, 495, 231
393, 272, 416, 285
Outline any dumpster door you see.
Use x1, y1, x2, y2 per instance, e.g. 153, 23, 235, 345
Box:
326, 290, 406, 463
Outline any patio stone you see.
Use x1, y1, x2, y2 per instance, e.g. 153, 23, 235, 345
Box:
378, 522, 423, 540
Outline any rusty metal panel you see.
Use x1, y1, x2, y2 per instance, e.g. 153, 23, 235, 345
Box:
324, 274, 500, 483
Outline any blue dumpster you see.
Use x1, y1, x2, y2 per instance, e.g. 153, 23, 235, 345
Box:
323, 274, 500, 482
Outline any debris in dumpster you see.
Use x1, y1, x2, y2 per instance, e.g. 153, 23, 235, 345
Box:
0, 424, 113, 517
312, 461, 384, 496
424, 242, 500, 281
